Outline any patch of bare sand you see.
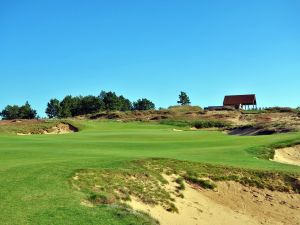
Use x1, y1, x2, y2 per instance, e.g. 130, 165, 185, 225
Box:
173, 129, 183, 132
17, 133, 31, 136
44, 123, 76, 134
127, 175, 300, 225
203, 181, 300, 225
273, 145, 300, 166
17, 123, 77, 135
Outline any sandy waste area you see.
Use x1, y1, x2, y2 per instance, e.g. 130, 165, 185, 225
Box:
127, 174, 300, 225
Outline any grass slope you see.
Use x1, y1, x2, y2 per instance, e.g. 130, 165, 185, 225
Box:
0, 120, 300, 225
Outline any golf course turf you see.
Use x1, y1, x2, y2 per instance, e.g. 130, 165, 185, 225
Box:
0, 120, 300, 225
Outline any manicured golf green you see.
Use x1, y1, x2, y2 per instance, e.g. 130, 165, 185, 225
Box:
0, 120, 299, 225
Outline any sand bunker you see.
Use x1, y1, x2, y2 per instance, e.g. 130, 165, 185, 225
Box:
17, 123, 78, 135
16, 133, 31, 136
44, 123, 77, 134
127, 175, 300, 225
273, 145, 300, 166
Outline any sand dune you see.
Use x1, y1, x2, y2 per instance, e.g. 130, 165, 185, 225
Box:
128, 175, 300, 225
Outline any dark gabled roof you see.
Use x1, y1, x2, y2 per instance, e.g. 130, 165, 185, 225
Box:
223, 94, 256, 106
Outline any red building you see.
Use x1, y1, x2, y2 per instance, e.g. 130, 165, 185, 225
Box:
223, 94, 257, 109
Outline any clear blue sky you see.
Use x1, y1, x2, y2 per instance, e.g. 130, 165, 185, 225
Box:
1, 0, 300, 117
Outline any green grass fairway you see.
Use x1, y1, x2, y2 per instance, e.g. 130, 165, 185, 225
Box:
0, 120, 300, 225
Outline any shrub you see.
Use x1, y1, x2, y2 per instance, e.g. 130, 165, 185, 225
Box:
184, 176, 217, 189
133, 99, 155, 111
159, 120, 190, 127
191, 120, 230, 129
166, 202, 178, 213
265, 107, 296, 113
89, 192, 117, 205
175, 177, 185, 190
159, 119, 230, 129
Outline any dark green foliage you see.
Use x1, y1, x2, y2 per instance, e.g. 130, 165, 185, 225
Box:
191, 120, 230, 129
133, 99, 155, 111
59, 95, 75, 118
45, 99, 61, 118
78, 95, 103, 115
99, 91, 132, 112
177, 91, 191, 105
119, 95, 133, 111
0, 105, 20, 120
0, 101, 37, 120
100, 91, 122, 111
18, 102, 37, 119
159, 120, 190, 127
44, 91, 155, 118
49, 95, 104, 118
159, 119, 230, 129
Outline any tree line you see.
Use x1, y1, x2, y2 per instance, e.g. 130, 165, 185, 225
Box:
0, 91, 190, 120
45, 91, 155, 118
0, 101, 37, 120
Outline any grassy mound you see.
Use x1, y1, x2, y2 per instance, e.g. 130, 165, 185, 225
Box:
72, 167, 177, 212
72, 159, 300, 213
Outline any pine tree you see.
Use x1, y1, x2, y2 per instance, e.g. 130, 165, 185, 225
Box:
177, 91, 191, 105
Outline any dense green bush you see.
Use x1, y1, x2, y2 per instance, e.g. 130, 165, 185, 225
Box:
159, 119, 230, 128
133, 98, 155, 111
159, 120, 190, 127
191, 120, 230, 129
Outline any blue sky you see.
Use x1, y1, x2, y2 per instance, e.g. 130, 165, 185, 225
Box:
1, 0, 300, 116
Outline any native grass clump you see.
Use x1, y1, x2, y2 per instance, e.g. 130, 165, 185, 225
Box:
72, 167, 178, 213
